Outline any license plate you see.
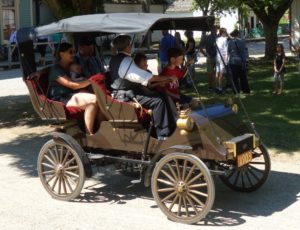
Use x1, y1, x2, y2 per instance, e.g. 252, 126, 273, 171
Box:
237, 151, 253, 167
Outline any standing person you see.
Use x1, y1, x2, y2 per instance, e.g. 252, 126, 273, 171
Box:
200, 25, 218, 92
109, 34, 178, 139
159, 30, 177, 71
273, 44, 286, 95
37, 35, 48, 66
184, 30, 196, 86
227, 29, 250, 94
75, 36, 106, 78
215, 28, 228, 94
48, 43, 100, 135
9, 28, 18, 62
174, 32, 185, 51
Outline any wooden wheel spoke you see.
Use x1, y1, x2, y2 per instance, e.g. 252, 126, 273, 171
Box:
182, 197, 189, 217
245, 171, 254, 187
189, 183, 207, 189
157, 178, 174, 187
187, 192, 205, 207
161, 169, 176, 183
186, 195, 198, 214
51, 176, 59, 190
42, 169, 55, 175
61, 176, 68, 195
168, 194, 179, 212
46, 174, 56, 184
189, 189, 208, 198
61, 150, 71, 166
65, 156, 76, 167
177, 196, 182, 216
42, 162, 55, 169
44, 154, 57, 167
54, 145, 60, 164
175, 159, 181, 180
64, 165, 79, 171
65, 170, 80, 179
187, 172, 203, 186
241, 172, 245, 188
184, 165, 196, 183
48, 149, 58, 164
166, 163, 178, 181
181, 160, 188, 181
64, 175, 74, 192
59, 146, 64, 163
247, 166, 261, 181
158, 187, 175, 193
233, 171, 241, 186
161, 191, 176, 203
248, 165, 264, 174
58, 176, 62, 195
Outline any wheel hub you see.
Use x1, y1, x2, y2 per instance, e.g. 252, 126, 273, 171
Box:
56, 164, 64, 175
176, 181, 187, 193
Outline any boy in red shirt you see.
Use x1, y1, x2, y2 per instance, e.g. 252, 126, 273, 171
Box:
158, 47, 197, 107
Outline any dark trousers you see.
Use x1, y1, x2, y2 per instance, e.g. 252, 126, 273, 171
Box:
136, 92, 177, 138
229, 64, 250, 93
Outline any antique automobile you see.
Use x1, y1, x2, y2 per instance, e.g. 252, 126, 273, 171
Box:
17, 13, 270, 224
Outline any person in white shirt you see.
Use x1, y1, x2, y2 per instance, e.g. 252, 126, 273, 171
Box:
215, 28, 228, 93
109, 34, 178, 139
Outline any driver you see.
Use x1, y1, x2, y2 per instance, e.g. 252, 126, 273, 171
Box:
109, 34, 178, 140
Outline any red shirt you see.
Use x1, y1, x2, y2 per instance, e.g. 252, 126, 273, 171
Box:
158, 67, 185, 101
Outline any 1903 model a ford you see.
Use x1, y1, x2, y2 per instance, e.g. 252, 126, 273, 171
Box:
17, 13, 270, 224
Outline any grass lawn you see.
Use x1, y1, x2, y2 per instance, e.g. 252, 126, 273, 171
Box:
183, 57, 300, 155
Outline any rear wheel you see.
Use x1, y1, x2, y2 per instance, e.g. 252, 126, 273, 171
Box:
37, 139, 85, 201
219, 144, 271, 192
151, 153, 215, 224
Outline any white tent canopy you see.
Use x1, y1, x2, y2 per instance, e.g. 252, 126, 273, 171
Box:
35, 13, 214, 36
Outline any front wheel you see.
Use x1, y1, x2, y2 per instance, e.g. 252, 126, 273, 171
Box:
219, 144, 271, 192
151, 153, 215, 224
37, 139, 85, 201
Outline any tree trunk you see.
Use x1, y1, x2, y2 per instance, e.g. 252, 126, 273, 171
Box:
263, 22, 279, 60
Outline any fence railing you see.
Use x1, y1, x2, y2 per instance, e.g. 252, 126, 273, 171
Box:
3, 41, 58, 69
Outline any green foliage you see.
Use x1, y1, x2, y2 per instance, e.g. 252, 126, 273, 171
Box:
192, 0, 239, 16
41, 0, 105, 19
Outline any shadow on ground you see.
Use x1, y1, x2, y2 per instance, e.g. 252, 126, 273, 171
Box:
70, 166, 300, 227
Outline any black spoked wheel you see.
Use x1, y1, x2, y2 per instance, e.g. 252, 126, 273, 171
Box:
151, 153, 215, 224
37, 139, 85, 201
219, 144, 271, 192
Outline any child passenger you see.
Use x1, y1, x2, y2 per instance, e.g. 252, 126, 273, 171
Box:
158, 47, 197, 108
70, 62, 86, 82
273, 44, 286, 95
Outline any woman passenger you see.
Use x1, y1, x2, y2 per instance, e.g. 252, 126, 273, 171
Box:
48, 42, 99, 135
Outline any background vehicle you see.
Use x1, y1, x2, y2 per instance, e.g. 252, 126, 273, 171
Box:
17, 13, 270, 224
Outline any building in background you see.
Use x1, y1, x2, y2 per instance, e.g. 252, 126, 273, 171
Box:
0, 0, 34, 44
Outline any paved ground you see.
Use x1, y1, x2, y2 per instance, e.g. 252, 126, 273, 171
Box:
0, 39, 300, 229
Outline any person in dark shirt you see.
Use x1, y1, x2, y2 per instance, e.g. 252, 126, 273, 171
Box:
159, 30, 177, 71
75, 36, 106, 78
48, 43, 100, 135
273, 43, 286, 95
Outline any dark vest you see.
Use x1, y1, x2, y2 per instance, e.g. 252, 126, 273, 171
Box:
109, 53, 143, 93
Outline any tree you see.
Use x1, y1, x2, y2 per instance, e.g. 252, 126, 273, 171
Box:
41, 0, 105, 19
192, 0, 237, 16
240, 0, 293, 59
